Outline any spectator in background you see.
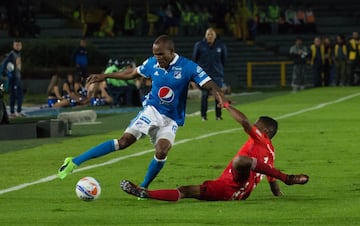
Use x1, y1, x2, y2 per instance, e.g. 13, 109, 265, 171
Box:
347, 31, 360, 85
246, 0, 258, 41
310, 37, 324, 87
267, 0, 280, 34
72, 38, 88, 83
164, 1, 181, 36
193, 28, 227, 121
277, 6, 287, 34
295, 3, 306, 34
257, 5, 271, 34
105, 59, 140, 106
72, 4, 83, 22
304, 3, 317, 34
47, 74, 70, 108
123, 6, 136, 36
224, 7, 237, 37
289, 36, 308, 93
82, 5, 105, 37
284, 4, 297, 34
1, 40, 24, 118
233, 0, 248, 40
74, 74, 87, 101
95, 9, 115, 37
191, 4, 203, 36
119, 60, 140, 106
322, 36, 333, 86
179, 3, 192, 36
153, 4, 167, 36
83, 60, 112, 107
86, 80, 112, 106
105, 58, 128, 107
62, 73, 81, 107
334, 34, 348, 86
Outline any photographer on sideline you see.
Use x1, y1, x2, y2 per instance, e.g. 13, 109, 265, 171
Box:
289, 36, 308, 93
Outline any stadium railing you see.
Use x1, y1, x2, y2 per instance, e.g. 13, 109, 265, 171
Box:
246, 61, 293, 88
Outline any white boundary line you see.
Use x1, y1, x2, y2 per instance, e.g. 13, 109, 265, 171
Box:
1, 92, 359, 195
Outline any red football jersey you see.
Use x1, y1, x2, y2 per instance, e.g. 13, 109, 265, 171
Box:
218, 125, 276, 190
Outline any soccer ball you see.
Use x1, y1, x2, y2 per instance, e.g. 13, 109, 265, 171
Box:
75, 177, 101, 201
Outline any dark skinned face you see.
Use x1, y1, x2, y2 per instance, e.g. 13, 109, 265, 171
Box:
152, 42, 175, 69
254, 119, 270, 138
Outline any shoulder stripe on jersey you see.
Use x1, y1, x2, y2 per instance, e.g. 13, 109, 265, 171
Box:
199, 77, 212, 86
136, 66, 147, 78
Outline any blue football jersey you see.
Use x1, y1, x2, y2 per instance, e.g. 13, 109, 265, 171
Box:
137, 54, 211, 126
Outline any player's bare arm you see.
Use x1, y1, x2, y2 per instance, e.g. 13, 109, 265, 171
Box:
216, 92, 252, 133
269, 181, 283, 197
201, 80, 222, 92
87, 67, 139, 83
202, 80, 229, 105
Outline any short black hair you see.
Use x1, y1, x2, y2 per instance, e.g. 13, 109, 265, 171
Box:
153, 35, 175, 52
259, 116, 278, 138
13, 39, 21, 43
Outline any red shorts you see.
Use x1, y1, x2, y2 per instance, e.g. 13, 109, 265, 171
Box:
199, 172, 256, 201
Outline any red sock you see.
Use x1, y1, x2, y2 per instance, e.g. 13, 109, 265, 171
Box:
148, 189, 181, 201
252, 158, 287, 182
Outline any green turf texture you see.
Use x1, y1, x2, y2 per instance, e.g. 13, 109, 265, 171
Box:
1, 87, 360, 226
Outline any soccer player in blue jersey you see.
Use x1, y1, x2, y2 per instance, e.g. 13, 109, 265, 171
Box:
58, 35, 229, 189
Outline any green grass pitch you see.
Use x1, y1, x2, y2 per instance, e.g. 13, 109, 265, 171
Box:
1, 87, 360, 226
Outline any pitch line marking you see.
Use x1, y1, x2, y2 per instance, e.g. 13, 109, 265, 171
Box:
0, 92, 359, 195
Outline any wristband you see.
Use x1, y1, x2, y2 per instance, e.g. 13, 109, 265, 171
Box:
223, 102, 230, 108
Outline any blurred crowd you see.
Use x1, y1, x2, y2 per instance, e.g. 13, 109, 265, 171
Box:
0, 0, 319, 41
289, 31, 360, 93
70, 0, 317, 40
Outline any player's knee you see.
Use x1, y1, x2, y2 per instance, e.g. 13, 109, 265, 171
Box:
178, 185, 200, 199
155, 149, 168, 160
117, 138, 128, 150
117, 134, 136, 149
233, 156, 252, 170
178, 186, 187, 197
155, 139, 172, 159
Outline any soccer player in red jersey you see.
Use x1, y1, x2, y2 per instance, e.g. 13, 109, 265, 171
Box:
120, 93, 309, 202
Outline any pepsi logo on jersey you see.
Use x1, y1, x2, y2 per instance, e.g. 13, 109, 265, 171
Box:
158, 86, 174, 103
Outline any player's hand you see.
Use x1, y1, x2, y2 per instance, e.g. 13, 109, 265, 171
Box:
87, 74, 106, 83
269, 181, 283, 196
215, 91, 231, 108
273, 190, 283, 197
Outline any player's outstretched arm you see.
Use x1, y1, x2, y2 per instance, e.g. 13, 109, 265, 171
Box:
87, 68, 139, 83
216, 92, 252, 133
202, 80, 230, 104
